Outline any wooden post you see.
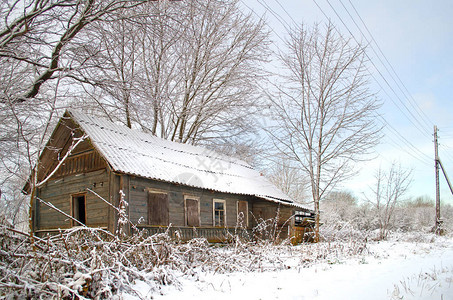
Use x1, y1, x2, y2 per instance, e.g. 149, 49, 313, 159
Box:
434, 125, 441, 234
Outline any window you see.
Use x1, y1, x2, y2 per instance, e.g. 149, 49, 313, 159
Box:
71, 194, 86, 226
213, 199, 226, 227
237, 200, 248, 227
148, 192, 169, 226
185, 196, 200, 227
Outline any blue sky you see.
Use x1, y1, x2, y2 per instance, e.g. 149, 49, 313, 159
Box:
241, 0, 453, 204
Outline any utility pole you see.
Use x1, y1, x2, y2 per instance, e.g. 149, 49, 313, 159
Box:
434, 125, 442, 234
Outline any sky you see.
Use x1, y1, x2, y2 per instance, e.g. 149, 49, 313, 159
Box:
241, 0, 453, 205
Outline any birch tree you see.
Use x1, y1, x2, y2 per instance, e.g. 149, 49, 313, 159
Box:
270, 23, 382, 242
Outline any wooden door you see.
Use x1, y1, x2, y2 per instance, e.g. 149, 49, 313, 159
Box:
148, 192, 169, 226
186, 198, 200, 227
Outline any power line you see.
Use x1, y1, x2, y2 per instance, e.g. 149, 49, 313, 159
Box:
313, 0, 432, 163
257, 0, 292, 32
439, 145, 453, 164
371, 74, 432, 161
377, 115, 432, 166
248, 0, 433, 167
345, 0, 434, 130
256, 0, 434, 141
322, 0, 431, 139
239, 0, 287, 45
273, 0, 297, 25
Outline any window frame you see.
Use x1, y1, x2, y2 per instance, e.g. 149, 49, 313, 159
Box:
184, 195, 200, 227
213, 199, 226, 227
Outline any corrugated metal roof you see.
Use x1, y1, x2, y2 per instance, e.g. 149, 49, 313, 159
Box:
68, 110, 311, 211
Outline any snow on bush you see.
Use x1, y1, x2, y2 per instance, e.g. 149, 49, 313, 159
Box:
0, 219, 378, 299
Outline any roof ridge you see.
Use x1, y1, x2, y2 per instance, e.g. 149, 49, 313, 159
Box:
94, 140, 249, 180
74, 112, 255, 171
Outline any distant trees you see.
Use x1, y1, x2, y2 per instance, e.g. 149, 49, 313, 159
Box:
323, 191, 358, 221
269, 22, 382, 242
393, 196, 434, 231
320, 190, 447, 241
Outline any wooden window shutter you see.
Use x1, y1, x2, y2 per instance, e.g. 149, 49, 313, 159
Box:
185, 198, 200, 227
148, 192, 169, 226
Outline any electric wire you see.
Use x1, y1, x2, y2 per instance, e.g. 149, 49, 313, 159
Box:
339, 0, 433, 133
258, 0, 292, 32
347, 0, 434, 130
439, 145, 453, 164
322, 0, 431, 139
247, 0, 435, 168
377, 115, 432, 166
239, 0, 287, 46
309, 0, 433, 161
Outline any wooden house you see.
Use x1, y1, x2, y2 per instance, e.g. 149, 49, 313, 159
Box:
26, 110, 315, 243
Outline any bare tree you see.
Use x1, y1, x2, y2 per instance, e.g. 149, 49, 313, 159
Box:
74, 0, 270, 145
367, 163, 412, 240
269, 22, 382, 242
267, 157, 309, 203
0, 0, 157, 104
0, 98, 58, 229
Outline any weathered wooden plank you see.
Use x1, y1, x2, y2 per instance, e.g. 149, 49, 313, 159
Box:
237, 200, 248, 228
121, 176, 294, 233
37, 169, 110, 231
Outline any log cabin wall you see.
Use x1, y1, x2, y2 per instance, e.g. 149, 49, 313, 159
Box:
33, 119, 114, 235
126, 176, 254, 229
36, 169, 110, 234
251, 199, 295, 240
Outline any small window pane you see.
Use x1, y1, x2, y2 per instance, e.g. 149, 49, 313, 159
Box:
214, 200, 226, 227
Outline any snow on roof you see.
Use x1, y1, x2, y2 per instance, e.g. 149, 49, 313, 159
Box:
68, 110, 311, 211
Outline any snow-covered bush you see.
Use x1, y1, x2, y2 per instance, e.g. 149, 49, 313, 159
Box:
0, 223, 295, 298
320, 191, 453, 241
320, 192, 374, 242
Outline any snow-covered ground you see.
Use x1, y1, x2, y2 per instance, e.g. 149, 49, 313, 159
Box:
126, 237, 453, 300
